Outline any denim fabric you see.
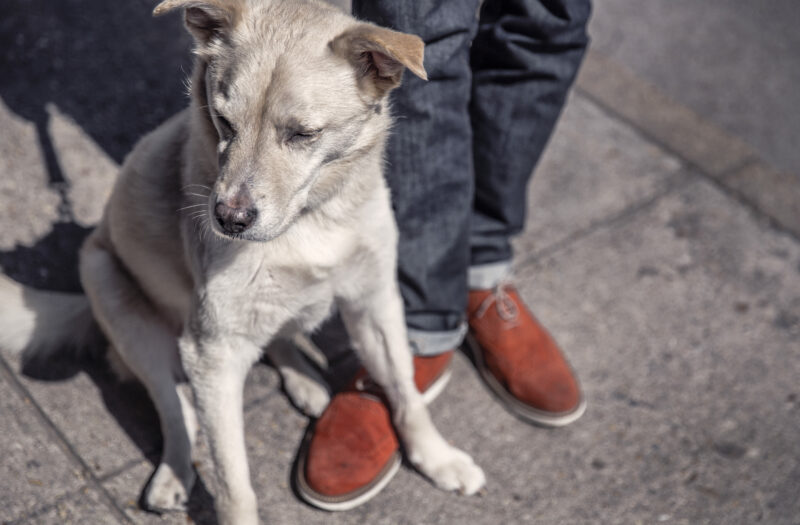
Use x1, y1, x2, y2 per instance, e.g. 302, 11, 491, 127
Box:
353, 0, 591, 350
470, 0, 592, 266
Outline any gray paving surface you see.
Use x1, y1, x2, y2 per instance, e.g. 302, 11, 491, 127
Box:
1, 2, 799, 524
590, 0, 800, 179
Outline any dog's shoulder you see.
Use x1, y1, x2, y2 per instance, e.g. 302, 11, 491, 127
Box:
124, 109, 191, 178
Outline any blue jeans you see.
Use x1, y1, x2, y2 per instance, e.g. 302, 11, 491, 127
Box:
352, 0, 591, 354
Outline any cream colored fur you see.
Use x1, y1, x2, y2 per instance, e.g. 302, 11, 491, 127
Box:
0, 1, 485, 523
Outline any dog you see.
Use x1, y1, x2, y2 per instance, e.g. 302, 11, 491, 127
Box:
0, 0, 485, 523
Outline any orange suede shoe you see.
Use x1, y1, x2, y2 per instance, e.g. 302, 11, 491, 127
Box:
466, 284, 585, 427
295, 351, 453, 511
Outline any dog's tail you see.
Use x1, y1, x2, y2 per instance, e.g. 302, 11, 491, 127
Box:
0, 273, 98, 361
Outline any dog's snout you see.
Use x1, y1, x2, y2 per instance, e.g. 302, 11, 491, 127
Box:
215, 201, 257, 234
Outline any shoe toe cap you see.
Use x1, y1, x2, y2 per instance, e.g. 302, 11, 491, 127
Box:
304, 392, 399, 497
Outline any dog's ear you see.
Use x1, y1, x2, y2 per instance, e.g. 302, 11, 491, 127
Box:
331, 24, 427, 98
153, 0, 239, 44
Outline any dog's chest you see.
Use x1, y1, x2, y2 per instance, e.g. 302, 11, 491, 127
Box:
202, 233, 358, 341
247, 274, 335, 341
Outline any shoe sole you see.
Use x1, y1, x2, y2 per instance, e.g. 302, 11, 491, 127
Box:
464, 333, 586, 428
295, 442, 402, 512
294, 363, 452, 512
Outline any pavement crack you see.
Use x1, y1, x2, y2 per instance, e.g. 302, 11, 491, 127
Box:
0, 355, 134, 524
574, 88, 800, 244
516, 176, 688, 266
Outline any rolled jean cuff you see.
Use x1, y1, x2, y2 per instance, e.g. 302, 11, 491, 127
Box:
408, 323, 468, 356
468, 260, 511, 290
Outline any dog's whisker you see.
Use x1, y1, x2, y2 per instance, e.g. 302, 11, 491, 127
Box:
178, 204, 208, 212
181, 183, 211, 191
191, 218, 204, 238
184, 192, 211, 199
196, 216, 210, 242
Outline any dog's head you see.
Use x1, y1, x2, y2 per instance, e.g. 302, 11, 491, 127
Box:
154, 0, 426, 241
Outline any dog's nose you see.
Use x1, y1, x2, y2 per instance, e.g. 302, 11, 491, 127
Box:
215, 201, 257, 234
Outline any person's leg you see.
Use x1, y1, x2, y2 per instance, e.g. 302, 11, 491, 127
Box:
469, 0, 591, 283
465, 0, 592, 427
296, 0, 482, 510
353, 1, 482, 356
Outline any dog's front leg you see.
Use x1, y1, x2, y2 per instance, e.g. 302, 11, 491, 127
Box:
338, 286, 486, 495
179, 331, 262, 525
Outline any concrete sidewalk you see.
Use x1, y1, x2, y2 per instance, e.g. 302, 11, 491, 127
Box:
1, 3, 799, 524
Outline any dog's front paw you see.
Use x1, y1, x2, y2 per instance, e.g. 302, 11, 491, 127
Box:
282, 370, 330, 417
411, 446, 485, 495
143, 463, 195, 513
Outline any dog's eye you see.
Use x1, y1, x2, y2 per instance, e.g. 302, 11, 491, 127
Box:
215, 114, 235, 139
288, 129, 322, 144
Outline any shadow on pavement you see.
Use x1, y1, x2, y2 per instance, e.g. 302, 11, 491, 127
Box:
1, 1, 218, 521
0, 0, 192, 163
0, 222, 91, 292
23, 353, 218, 524
0, 0, 193, 289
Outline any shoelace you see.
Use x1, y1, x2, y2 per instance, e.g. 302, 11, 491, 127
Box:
474, 281, 520, 326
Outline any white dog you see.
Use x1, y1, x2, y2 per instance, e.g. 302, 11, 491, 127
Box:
0, 0, 485, 523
